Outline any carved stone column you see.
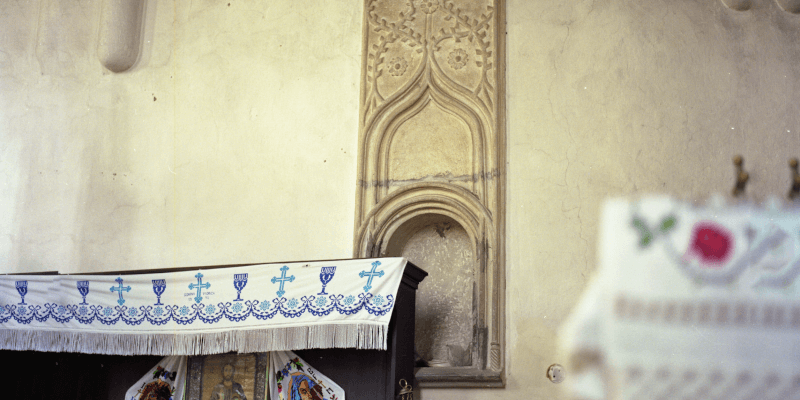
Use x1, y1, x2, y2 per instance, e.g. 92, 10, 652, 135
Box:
354, 0, 505, 387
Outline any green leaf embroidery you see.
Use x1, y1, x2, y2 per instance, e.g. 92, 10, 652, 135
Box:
659, 215, 676, 233
632, 217, 654, 248
641, 232, 653, 247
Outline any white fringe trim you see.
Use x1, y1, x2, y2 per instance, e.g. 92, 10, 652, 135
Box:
0, 323, 387, 355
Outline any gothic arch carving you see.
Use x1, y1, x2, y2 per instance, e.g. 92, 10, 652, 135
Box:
357, 55, 498, 224
355, 0, 505, 387
355, 183, 491, 257
375, 87, 488, 199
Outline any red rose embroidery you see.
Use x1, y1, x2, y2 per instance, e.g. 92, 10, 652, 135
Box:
686, 222, 733, 268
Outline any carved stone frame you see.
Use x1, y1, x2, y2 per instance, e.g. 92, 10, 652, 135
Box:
354, 0, 505, 388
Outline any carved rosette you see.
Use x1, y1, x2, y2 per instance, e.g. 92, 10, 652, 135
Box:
362, 0, 497, 122
355, 0, 505, 387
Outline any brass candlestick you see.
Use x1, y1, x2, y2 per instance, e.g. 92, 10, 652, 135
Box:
397, 379, 413, 400
732, 155, 749, 197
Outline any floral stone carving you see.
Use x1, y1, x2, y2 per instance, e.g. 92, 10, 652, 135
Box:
355, 0, 505, 388
362, 0, 498, 121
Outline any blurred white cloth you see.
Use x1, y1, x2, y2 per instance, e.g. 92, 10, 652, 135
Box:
560, 197, 800, 400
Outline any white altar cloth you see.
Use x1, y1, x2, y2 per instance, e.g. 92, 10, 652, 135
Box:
0, 258, 407, 356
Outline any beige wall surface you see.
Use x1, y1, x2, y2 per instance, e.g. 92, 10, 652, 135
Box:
498, 1, 799, 399
1, 0, 799, 399
0, 0, 362, 274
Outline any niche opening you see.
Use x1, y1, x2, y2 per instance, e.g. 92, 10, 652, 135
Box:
385, 214, 476, 367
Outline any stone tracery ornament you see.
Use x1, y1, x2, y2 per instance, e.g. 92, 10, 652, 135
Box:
387, 57, 409, 76
448, 49, 469, 70
416, 0, 440, 14
362, 0, 498, 119
355, 0, 505, 388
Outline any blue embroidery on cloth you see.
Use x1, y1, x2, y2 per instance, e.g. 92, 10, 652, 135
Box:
318, 266, 336, 295
233, 273, 248, 301
0, 293, 394, 325
77, 281, 89, 305
110, 277, 131, 306
188, 273, 210, 304
1, 265, 396, 326
152, 279, 166, 305
359, 261, 384, 292
271, 266, 295, 298
15, 281, 28, 305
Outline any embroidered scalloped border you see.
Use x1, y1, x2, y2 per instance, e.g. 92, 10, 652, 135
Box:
0, 293, 394, 325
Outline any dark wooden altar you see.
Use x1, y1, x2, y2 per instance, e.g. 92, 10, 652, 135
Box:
296, 261, 427, 400
0, 261, 426, 400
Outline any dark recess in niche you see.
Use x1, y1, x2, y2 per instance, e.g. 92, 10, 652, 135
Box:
385, 214, 477, 368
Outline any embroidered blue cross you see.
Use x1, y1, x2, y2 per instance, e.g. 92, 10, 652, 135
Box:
188, 273, 211, 304
271, 265, 295, 297
359, 261, 384, 292
109, 277, 131, 305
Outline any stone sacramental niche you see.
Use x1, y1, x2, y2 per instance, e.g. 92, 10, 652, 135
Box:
353, 0, 505, 387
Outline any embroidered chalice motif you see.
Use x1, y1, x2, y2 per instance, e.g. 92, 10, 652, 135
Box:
318, 267, 336, 295
15, 281, 27, 305
77, 281, 89, 305
152, 279, 166, 305
233, 273, 248, 301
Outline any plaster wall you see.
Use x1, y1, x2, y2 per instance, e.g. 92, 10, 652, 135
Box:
0, 0, 362, 274
499, 1, 800, 399
1, 0, 800, 399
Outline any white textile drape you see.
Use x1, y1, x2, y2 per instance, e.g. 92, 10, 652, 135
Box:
0, 258, 406, 356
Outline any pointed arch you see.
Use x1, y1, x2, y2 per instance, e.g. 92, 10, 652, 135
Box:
354, 182, 493, 258
357, 64, 495, 222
